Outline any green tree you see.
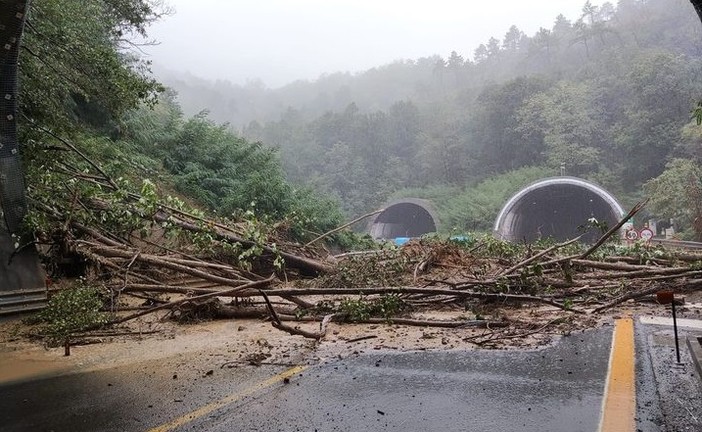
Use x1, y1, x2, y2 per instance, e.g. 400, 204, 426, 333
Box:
518, 81, 608, 178
612, 51, 696, 187
447, 51, 465, 85
20, 0, 164, 134
471, 77, 550, 174
503, 25, 525, 52
644, 159, 702, 240
473, 44, 489, 63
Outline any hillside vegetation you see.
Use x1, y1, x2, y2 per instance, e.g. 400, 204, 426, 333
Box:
18, 0, 345, 253
9, 0, 702, 352
164, 0, 702, 239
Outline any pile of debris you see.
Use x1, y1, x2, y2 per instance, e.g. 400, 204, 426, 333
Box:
35, 195, 702, 347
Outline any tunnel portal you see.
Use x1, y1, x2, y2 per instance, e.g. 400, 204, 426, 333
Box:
369, 199, 438, 239
494, 177, 624, 244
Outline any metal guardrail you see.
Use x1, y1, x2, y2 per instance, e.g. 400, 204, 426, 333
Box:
0, 288, 48, 315
650, 238, 702, 250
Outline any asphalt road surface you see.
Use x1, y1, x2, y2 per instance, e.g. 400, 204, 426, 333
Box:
1, 319, 700, 432
179, 328, 611, 432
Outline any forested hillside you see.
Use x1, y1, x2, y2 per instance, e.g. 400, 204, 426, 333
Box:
163, 0, 702, 239
17, 0, 344, 248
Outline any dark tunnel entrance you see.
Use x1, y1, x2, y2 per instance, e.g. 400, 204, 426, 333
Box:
494, 177, 624, 244
369, 199, 438, 239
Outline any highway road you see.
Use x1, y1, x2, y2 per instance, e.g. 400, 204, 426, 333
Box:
1, 318, 700, 432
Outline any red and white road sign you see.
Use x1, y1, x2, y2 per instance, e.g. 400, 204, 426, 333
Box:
625, 229, 638, 240
639, 228, 654, 241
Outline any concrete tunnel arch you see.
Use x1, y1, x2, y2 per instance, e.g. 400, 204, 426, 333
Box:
494, 176, 625, 243
369, 198, 439, 239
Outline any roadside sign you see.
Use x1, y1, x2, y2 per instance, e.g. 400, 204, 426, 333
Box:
625, 229, 638, 240
639, 228, 654, 242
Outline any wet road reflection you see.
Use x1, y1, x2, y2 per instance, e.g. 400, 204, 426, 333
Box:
190, 327, 611, 432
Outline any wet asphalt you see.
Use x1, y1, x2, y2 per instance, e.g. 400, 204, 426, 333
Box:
0, 352, 292, 432
1, 321, 699, 432
189, 327, 612, 432
0, 326, 610, 432
637, 322, 702, 432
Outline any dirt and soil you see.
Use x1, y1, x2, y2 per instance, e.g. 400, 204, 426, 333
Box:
4, 291, 700, 385
5, 198, 702, 382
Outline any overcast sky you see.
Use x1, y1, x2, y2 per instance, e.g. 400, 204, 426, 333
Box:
144, 0, 602, 89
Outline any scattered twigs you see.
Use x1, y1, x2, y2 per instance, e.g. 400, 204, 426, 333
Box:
497, 235, 583, 277
105, 276, 276, 326
591, 284, 663, 313
25, 115, 119, 189
248, 287, 585, 313
304, 208, 384, 248
346, 335, 378, 343
580, 198, 649, 259
259, 289, 325, 340
470, 318, 566, 346
570, 259, 659, 271
29, 174, 702, 349
274, 314, 508, 329
151, 210, 334, 275
81, 244, 252, 288
355, 317, 508, 328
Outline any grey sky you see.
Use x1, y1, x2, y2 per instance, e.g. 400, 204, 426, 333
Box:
145, 0, 601, 88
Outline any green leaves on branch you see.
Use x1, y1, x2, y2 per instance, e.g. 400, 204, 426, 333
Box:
644, 158, 702, 240
20, 0, 164, 134
339, 294, 409, 322
36, 283, 109, 346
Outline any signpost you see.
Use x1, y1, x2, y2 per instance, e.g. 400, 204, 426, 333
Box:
657, 290, 681, 364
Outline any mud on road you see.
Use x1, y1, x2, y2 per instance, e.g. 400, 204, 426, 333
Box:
0, 296, 679, 384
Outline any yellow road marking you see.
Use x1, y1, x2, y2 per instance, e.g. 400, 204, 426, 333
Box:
598, 318, 636, 432
147, 365, 307, 432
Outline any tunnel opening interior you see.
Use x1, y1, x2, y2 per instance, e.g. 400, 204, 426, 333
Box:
369, 202, 437, 239
495, 180, 623, 244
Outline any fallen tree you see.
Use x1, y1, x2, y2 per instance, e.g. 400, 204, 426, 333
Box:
28, 171, 702, 348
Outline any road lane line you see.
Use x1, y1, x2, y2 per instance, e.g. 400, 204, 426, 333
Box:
598, 318, 636, 432
147, 365, 307, 432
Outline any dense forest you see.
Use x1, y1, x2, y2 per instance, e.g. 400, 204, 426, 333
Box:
159, 0, 702, 239
15, 0, 345, 248
11, 0, 702, 245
